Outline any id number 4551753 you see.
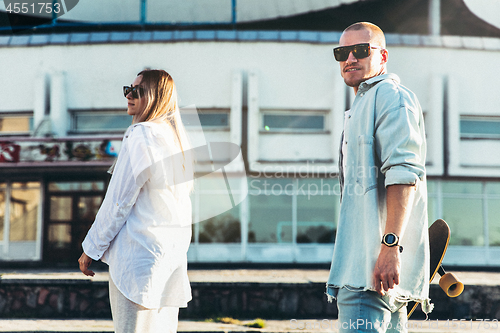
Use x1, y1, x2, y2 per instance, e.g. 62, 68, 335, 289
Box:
445, 319, 499, 330
5, 2, 62, 14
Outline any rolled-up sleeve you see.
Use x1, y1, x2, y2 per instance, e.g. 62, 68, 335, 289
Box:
375, 104, 426, 188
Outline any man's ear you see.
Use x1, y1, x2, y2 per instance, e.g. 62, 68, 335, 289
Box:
380, 49, 389, 65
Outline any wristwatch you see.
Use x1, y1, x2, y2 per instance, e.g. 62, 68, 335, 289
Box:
382, 233, 403, 253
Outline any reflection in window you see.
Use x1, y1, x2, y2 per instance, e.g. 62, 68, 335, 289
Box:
441, 181, 482, 195
181, 110, 229, 129
10, 185, 39, 241
48, 181, 105, 192
248, 178, 293, 243
50, 197, 72, 221
199, 209, 240, 243
71, 110, 132, 133
0, 182, 41, 261
48, 224, 71, 250
262, 113, 325, 132
442, 198, 483, 246
297, 197, 337, 243
460, 116, 500, 139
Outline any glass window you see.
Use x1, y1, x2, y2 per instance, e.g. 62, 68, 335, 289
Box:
48, 181, 105, 192
71, 110, 132, 132
9, 185, 39, 241
199, 206, 240, 243
0, 187, 4, 241
48, 224, 72, 250
296, 178, 339, 243
442, 197, 483, 246
262, 114, 325, 132
460, 116, 500, 139
248, 178, 293, 243
181, 110, 229, 129
486, 183, 500, 196
0, 113, 33, 134
77, 196, 102, 220
441, 181, 482, 195
50, 197, 72, 221
488, 199, 500, 246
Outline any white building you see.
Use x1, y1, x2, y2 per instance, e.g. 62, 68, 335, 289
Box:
1, 0, 500, 266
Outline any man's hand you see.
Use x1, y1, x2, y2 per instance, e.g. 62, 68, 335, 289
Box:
78, 252, 95, 277
373, 245, 401, 296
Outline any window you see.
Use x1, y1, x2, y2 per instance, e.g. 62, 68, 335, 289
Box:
0, 112, 33, 135
247, 177, 339, 243
70, 110, 132, 133
0, 181, 42, 261
427, 179, 500, 248
460, 116, 500, 139
261, 111, 326, 133
181, 109, 229, 130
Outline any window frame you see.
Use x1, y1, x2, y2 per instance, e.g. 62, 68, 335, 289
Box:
181, 108, 230, 131
0, 111, 34, 136
69, 109, 133, 134
460, 115, 500, 140
260, 109, 329, 134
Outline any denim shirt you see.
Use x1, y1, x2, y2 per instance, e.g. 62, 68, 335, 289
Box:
326, 74, 432, 312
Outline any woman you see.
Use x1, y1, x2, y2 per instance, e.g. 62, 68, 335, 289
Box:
78, 69, 194, 333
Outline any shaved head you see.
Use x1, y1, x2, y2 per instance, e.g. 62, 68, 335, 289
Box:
337, 22, 389, 93
344, 22, 386, 49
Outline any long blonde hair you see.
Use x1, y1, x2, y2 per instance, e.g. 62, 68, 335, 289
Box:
134, 69, 193, 192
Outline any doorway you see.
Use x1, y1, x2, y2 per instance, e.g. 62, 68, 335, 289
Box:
44, 181, 105, 263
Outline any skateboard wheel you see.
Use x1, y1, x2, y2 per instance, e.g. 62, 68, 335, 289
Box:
439, 273, 464, 297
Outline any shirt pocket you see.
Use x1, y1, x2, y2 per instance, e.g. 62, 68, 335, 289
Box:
356, 135, 378, 194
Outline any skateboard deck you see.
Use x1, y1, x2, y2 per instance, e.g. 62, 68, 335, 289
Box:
407, 219, 464, 318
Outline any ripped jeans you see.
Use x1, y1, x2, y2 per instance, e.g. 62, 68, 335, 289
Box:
336, 287, 407, 333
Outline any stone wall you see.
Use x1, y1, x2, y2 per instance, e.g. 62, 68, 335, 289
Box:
0, 279, 493, 320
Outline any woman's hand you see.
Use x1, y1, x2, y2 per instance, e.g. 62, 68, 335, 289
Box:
78, 252, 95, 277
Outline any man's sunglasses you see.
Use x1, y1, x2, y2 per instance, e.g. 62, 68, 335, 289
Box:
123, 85, 144, 99
333, 43, 383, 62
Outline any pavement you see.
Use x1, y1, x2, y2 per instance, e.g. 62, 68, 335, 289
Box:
1, 318, 500, 333
1, 269, 500, 332
2, 269, 499, 286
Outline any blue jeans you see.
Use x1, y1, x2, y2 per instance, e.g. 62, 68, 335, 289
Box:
336, 288, 407, 333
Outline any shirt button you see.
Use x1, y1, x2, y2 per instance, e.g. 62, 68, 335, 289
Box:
360, 93, 364, 97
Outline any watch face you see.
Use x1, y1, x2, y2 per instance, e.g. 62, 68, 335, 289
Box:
385, 234, 396, 245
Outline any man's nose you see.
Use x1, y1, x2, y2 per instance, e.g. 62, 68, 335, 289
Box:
346, 51, 357, 63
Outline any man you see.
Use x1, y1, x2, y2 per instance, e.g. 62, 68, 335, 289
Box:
326, 22, 431, 333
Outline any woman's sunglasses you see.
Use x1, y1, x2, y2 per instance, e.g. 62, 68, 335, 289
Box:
333, 43, 383, 62
123, 85, 144, 99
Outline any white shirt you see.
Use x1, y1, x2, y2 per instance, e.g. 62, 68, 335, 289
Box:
82, 122, 193, 309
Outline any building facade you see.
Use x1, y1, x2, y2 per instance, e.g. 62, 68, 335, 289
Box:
1, 0, 500, 267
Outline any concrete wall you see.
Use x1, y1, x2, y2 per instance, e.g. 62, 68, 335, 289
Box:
1, 38, 500, 177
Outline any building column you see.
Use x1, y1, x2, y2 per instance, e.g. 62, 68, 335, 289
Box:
50, 71, 68, 137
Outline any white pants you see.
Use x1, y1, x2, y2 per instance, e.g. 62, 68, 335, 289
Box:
109, 277, 179, 333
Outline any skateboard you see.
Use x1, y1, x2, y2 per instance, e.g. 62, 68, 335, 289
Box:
407, 219, 464, 318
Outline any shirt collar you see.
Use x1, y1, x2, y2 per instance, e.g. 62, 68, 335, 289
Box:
357, 73, 400, 94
